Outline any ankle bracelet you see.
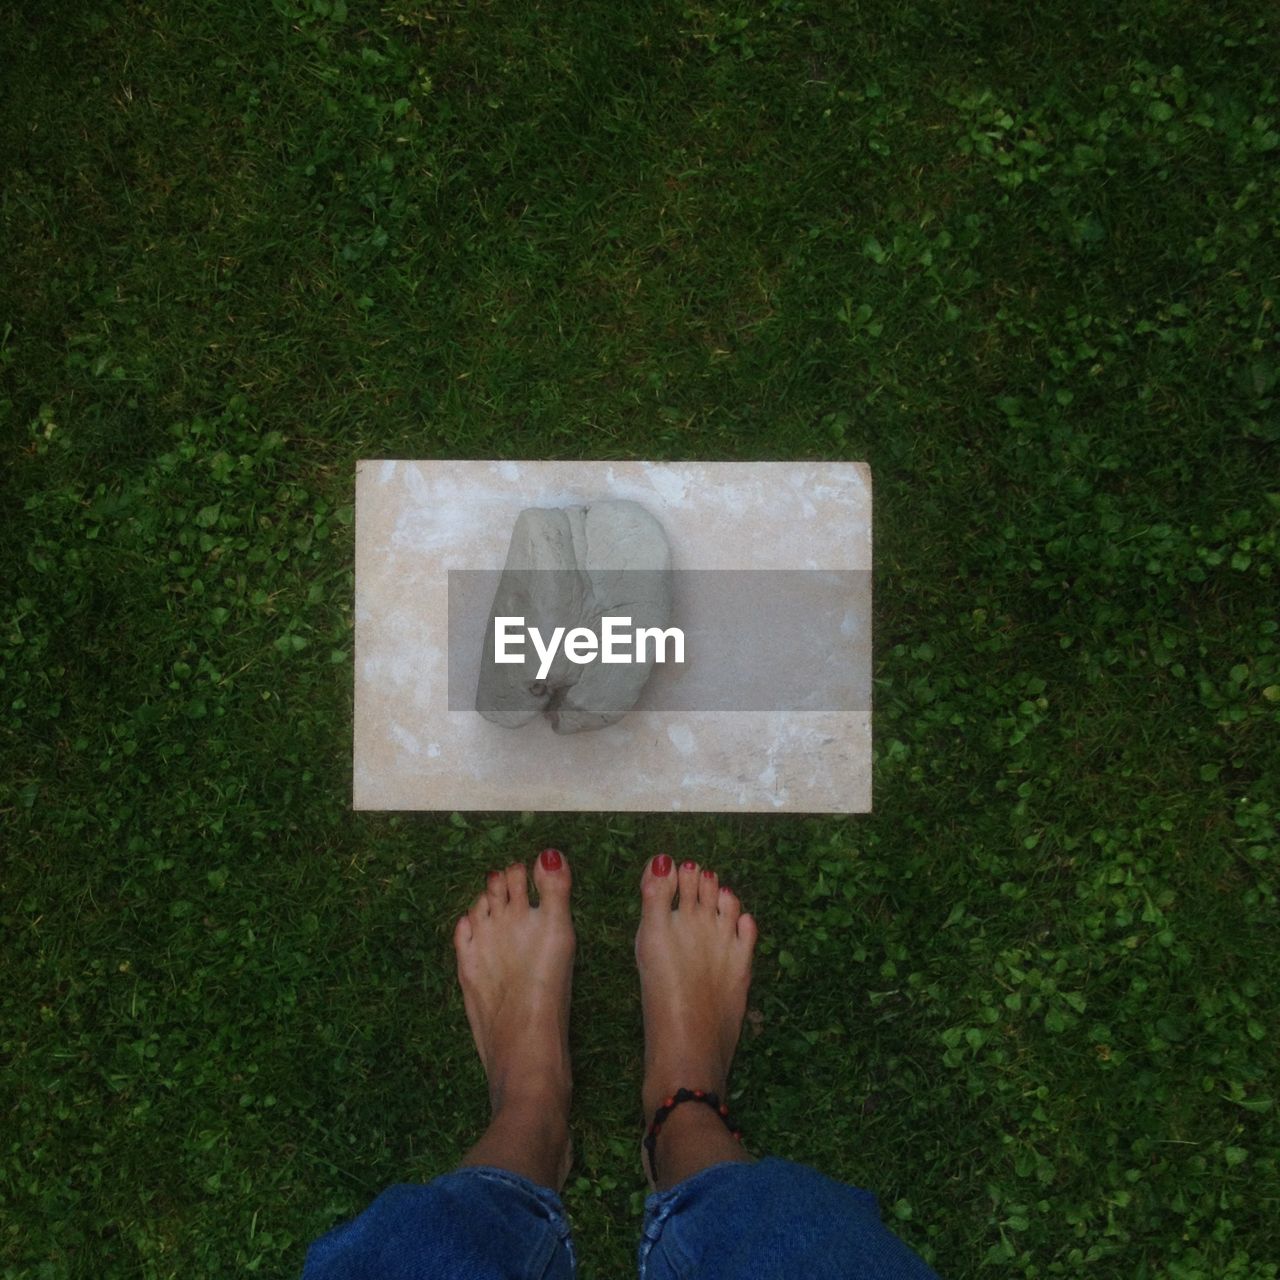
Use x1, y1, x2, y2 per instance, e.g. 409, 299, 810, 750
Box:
643, 1088, 742, 1183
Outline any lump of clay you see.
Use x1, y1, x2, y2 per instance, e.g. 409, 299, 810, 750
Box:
475, 500, 672, 734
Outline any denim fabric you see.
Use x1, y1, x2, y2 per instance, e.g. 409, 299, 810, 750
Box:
639, 1157, 941, 1279
302, 1167, 575, 1280
302, 1158, 940, 1280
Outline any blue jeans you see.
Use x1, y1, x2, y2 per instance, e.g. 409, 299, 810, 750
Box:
302, 1157, 941, 1279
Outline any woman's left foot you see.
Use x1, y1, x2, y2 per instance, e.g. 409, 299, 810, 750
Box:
453, 850, 575, 1181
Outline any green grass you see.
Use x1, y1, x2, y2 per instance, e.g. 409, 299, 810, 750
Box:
2, 0, 1278, 1275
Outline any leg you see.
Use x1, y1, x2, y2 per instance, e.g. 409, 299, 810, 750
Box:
303, 1169, 575, 1280
454, 851, 575, 1191
636, 855, 757, 1191
301, 850, 576, 1280
634, 855, 941, 1280
638, 1159, 942, 1280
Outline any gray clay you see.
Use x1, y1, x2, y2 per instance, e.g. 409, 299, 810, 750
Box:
475, 500, 672, 733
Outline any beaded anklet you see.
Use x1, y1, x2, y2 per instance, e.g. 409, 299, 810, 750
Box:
643, 1088, 743, 1183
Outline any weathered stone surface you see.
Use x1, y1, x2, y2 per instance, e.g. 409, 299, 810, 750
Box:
353, 460, 872, 813
475, 500, 672, 733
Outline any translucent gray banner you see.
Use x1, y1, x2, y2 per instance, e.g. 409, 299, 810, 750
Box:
447, 569, 870, 713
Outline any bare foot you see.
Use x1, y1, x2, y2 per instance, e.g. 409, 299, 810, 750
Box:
636, 855, 758, 1186
453, 849, 575, 1189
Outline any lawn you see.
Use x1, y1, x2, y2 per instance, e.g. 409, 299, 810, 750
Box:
2, 0, 1278, 1276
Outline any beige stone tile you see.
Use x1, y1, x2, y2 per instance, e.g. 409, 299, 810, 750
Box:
354, 461, 872, 812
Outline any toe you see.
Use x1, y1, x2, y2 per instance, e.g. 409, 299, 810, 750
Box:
717, 884, 741, 929
533, 847, 571, 915
453, 913, 473, 950
698, 865, 719, 906
736, 910, 759, 949
640, 854, 677, 916
505, 862, 529, 911
468, 890, 490, 924
486, 868, 508, 911
676, 859, 700, 910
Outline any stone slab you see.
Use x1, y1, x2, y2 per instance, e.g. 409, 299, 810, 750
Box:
353, 460, 872, 812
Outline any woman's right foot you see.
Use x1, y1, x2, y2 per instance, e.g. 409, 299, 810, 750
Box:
453, 850, 575, 1191
636, 855, 758, 1142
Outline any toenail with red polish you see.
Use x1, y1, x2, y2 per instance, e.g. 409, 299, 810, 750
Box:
540, 848, 563, 871
720, 884, 731, 894
682, 860, 696, 870
653, 854, 672, 877
702, 868, 715, 878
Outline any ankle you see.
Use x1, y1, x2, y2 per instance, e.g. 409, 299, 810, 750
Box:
491, 1080, 572, 1126
486, 1092, 572, 1160
647, 1097, 750, 1190
460, 1102, 573, 1192
643, 1069, 727, 1126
